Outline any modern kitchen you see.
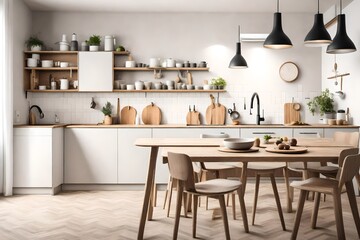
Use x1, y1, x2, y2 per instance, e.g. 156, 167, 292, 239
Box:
1, 0, 360, 239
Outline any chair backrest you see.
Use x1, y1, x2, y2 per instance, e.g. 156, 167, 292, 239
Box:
333, 132, 360, 147
200, 133, 230, 139
337, 148, 359, 168
167, 152, 196, 191
338, 153, 360, 189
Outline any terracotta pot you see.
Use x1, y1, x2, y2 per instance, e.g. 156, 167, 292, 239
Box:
104, 115, 112, 125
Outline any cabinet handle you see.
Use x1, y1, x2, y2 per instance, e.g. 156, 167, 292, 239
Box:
299, 132, 319, 135
252, 132, 276, 135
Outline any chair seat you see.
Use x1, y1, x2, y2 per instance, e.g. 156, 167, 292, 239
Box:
307, 165, 338, 174
192, 179, 241, 195
248, 162, 286, 171
287, 162, 322, 171
290, 178, 340, 195
203, 162, 241, 171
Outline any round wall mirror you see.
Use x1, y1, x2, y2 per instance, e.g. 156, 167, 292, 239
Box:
279, 62, 299, 82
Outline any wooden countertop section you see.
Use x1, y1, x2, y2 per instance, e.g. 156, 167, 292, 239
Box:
14, 124, 359, 129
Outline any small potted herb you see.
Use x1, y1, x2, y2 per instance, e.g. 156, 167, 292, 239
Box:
25, 36, 44, 51
307, 88, 335, 119
263, 134, 272, 144
210, 77, 227, 89
88, 35, 101, 51
101, 101, 112, 125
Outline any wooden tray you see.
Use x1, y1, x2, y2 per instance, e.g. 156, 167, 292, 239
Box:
265, 147, 308, 154
218, 147, 259, 153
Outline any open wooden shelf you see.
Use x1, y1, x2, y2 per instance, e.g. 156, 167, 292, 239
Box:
112, 89, 225, 93
113, 51, 130, 55
24, 51, 78, 54
24, 67, 78, 70
113, 67, 209, 71
26, 89, 79, 93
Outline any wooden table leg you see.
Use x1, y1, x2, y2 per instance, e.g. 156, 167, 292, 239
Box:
138, 146, 159, 240
241, 162, 248, 196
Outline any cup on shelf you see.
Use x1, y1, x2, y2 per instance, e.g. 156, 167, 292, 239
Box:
176, 63, 183, 68
186, 84, 194, 90
60, 62, 69, 68
149, 58, 160, 68
27, 58, 38, 67
135, 81, 144, 90
41, 60, 54, 68
120, 84, 126, 90
73, 80, 79, 89
126, 84, 135, 90
31, 54, 40, 60
195, 85, 203, 90
114, 80, 122, 89
60, 78, 69, 90
144, 81, 152, 90
125, 60, 136, 68
39, 85, 46, 90
203, 84, 211, 90
154, 82, 162, 90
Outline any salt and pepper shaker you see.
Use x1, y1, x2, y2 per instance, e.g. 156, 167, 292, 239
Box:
70, 33, 78, 51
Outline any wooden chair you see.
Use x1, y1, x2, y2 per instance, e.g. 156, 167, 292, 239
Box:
287, 132, 360, 207
167, 152, 249, 240
290, 150, 360, 240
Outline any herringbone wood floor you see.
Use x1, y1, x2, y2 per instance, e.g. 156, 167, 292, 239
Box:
0, 182, 359, 240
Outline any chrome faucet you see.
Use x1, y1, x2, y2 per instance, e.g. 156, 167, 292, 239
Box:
29, 105, 44, 125
250, 92, 265, 125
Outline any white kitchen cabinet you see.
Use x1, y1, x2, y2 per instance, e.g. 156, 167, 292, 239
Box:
240, 128, 292, 139
324, 128, 359, 138
293, 128, 323, 138
13, 127, 63, 194
117, 128, 152, 184
64, 128, 117, 184
78, 52, 113, 92
152, 128, 240, 183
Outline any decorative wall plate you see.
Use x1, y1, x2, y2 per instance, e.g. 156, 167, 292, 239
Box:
279, 62, 299, 82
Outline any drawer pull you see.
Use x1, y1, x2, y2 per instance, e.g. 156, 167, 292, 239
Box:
299, 132, 319, 134
252, 132, 276, 135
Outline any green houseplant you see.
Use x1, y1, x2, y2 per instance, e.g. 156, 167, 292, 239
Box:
210, 77, 227, 89
101, 101, 112, 125
307, 88, 335, 116
88, 35, 101, 51
25, 36, 44, 51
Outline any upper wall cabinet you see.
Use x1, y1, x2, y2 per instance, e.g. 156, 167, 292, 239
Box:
79, 52, 113, 92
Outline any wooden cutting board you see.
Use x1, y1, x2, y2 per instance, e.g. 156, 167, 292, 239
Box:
212, 100, 226, 125
142, 103, 162, 125
218, 147, 259, 153
120, 106, 137, 124
265, 146, 308, 154
205, 94, 216, 124
284, 103, 301, 124
186, 110, 201, 125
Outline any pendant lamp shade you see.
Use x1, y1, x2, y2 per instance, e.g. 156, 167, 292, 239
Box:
326, 14, 356, 54
304, 14, 332, 46
264, 0, 292, 49
304, 0, 331, 47
229, 26, 248, 69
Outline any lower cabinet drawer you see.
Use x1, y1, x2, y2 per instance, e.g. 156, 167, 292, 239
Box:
293, 128, 323, 138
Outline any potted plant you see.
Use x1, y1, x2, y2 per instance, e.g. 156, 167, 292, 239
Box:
307, 88, 335, 120
25, 36, 44, 51
101, 101, 112, 125
210, 77, 227, 89
88, 35, 101, 51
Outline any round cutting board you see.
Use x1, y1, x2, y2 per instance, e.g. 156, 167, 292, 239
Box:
265, 146, 308, 154
142, 103, 162, 125
218, 147, 259, 153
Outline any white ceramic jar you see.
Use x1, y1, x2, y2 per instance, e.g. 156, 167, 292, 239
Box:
60, 78, 69, 90
149, 58, 160, 68
104, 35, 114, 51
166, 58, 175, 68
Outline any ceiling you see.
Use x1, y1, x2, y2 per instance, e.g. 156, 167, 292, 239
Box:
23, 0, 345, 13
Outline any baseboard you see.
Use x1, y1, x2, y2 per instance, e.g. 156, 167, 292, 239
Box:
62, 184, 168, 191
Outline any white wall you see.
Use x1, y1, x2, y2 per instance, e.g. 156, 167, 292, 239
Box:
28, 11, 322, 125
13, 0, 31, 124
322, 1, 360, 125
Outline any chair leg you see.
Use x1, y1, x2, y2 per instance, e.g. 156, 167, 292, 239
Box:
237, 187, 249, 233
173, 183, 184, 240
345, 181, 360, 238
283, 167, 292, 213
153, 182, 157, 207
167, 177, 175, 217
270, 173, 286, 231
356, 172, 360, 196
192, 195, 198, 238
332, 190, 345, 240
218, 195, 231, 240
183, 192, 188, 218
291, 190, 307, 240
163, 176, 171, 209
252, 173, 260, 225
311, 192, 321, 229
231, 192, 236, 220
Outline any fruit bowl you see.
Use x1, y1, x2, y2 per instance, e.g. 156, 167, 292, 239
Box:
223, 138, 255, 150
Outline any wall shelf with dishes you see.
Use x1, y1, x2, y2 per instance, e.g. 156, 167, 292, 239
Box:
24, 51, 79, 96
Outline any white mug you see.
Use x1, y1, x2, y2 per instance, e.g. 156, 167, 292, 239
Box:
60, 79, 69, 90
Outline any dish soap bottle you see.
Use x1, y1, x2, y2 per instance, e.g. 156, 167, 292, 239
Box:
70, 33, 78, 51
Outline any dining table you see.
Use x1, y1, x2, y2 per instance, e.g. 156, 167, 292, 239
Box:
135, 137, 352, 240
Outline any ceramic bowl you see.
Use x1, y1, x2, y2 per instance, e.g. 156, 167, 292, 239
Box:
38, 85, 46, 90
144, 82, 152, 90
125, 61, 136, 68
60, 62, 69, 68
27, 58, 38, 67
126, 84, 135, 90
223, 138, 255, 150
41, 60, 53, 68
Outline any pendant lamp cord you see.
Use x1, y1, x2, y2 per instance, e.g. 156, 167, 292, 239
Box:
277, 0, 279, 12
340, 0, 342, 14
317, 0, 320, 14
238, 25, 240, 42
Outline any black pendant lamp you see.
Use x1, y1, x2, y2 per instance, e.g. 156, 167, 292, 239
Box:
304, 0, 332, 47
229, 25, 248, 69
326, 0, 356, 54
264, 0, 292, 49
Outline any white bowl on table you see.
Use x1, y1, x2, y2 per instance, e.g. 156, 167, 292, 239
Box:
223, 138, 255, 150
